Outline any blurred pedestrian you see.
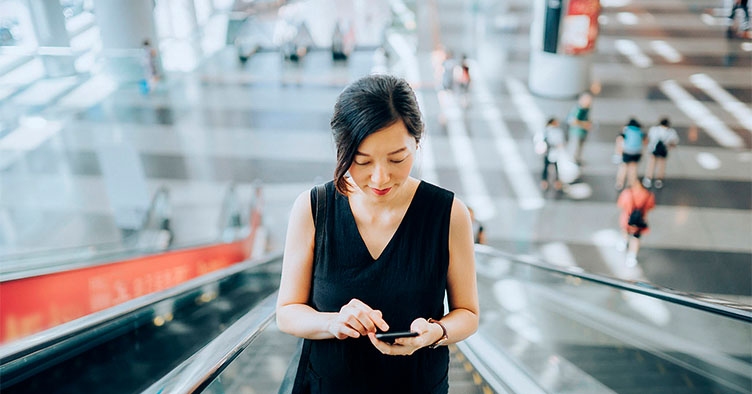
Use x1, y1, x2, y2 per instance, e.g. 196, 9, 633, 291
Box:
141, 39, 160, 94
643, 117, 679, 189
615, 118, 646, 190
454, 55, 471, 106
441, 51, 456, 92
537, 117, 566, 191
616, 180, 655, 267
567, 92, 593, 164
728, 0, 750, 36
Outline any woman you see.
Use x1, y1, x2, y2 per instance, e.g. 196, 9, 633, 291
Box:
276, 74, 479, 393
643, 117, 679, 189
616, 180, 656, 267
539, 117, 566, 191
615, 118, 646, 190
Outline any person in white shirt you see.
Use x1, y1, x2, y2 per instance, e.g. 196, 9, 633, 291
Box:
538, 117, 566, 190
643, 118, 679, 189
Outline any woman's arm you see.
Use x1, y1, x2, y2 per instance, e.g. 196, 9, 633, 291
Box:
439, 198, 480, 344
276, 191, 334, 339
276, 191, 389, 340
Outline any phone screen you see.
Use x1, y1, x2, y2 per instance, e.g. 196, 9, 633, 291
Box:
375, 331, 419, 343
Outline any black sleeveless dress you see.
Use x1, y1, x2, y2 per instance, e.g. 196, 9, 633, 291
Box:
303, 180, 454, 394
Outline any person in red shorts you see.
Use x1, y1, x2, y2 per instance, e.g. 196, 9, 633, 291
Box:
616, 180, 656, 267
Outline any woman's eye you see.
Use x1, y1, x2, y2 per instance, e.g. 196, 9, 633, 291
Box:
391, 157, 407, 163
354, 161, 370, 166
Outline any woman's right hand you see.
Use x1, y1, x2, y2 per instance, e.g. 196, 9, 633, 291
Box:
328, 299, 390, 339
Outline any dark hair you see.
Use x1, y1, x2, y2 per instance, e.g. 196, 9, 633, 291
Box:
546, 117, 558, 126
659, 117, 670, 127
626, 117, 641, 128
330, 74, 423, 195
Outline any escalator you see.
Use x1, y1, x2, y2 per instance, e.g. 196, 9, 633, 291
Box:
2, 243, 750, 393
0, 182, 271, 393
0, 254, 283, 394
145, 246, 751, 394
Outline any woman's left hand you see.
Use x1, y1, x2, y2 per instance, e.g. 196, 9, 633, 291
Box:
367, 318, 442, 356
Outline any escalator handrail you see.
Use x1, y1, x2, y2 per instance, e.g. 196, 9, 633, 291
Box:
0, 236, 242, 283
0, 251, 283, 365
143, 292, 278, 394
475, 244, 752, 322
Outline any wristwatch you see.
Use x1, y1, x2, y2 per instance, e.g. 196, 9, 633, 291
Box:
427, 318, 448, 349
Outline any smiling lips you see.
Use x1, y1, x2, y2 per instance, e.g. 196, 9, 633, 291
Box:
372, 187, 391, 196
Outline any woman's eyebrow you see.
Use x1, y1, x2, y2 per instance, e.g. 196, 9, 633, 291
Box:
355, 147, 407, 157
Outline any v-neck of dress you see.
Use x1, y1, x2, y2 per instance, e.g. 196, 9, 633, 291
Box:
346, 181, 423, 262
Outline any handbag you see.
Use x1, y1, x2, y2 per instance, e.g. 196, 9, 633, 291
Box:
279, 183, 327, 394
557, 153, 580, 184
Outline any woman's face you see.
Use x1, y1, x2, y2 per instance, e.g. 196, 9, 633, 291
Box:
348, 120, 417, 201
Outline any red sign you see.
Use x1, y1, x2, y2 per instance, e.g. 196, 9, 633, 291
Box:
0, 209, 262, 344
561, 0, 601, 55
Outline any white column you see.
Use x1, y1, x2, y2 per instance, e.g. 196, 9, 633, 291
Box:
27, 0, 77, 77
93, 0, 160, 82
528, 0, 598, 99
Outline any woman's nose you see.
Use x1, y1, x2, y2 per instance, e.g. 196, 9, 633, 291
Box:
371, 163, 389, 184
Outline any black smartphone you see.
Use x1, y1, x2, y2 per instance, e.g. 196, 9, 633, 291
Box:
375, 331, 419, 343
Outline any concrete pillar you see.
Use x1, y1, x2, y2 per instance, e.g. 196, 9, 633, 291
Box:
528, 0, 600, 99
27, 0, 77, 77
92, 0, 160, 82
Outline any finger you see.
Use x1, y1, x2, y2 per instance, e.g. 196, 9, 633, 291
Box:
345, 300, 384, 333
337, 325, 362, 339
367, 333, 393, 355
345, 315, 369, 336
369, 310, 389, 332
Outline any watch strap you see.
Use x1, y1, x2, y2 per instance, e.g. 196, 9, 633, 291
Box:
427, 318, 448, 349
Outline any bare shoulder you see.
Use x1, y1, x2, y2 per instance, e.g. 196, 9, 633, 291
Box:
450, 197, 472, 227
286, 189, 315, 233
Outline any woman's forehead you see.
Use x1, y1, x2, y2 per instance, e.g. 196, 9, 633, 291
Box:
356, 121, 413, 154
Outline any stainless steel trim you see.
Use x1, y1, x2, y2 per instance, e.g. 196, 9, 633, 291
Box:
143, 292, 278, 394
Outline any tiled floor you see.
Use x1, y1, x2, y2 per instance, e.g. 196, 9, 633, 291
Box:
0, 0, 750, 308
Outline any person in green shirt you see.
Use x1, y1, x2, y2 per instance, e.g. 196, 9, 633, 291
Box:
568, 92, 593, 164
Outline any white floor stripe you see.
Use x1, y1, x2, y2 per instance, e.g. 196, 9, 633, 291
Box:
457, 68, 544, 212
615, 39, 653, 68
690, 73, 752, 133
659, 80, 744, 148
0, 58, 45, 85
388, 32, 439, 184
57, 75, 117, 109
650, 40, 683, 63
12, 77, 79, 106
0, 117, 63, 171
540, 242, 578, 268
438, 91, 496, 219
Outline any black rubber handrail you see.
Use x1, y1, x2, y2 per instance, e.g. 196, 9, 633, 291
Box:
475, 244, 752, 322
0, 251, 283, 370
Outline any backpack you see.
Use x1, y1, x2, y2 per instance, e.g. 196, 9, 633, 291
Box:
622, 126, 644, 154
653, 140, 668, 156
627, 190, 648, 229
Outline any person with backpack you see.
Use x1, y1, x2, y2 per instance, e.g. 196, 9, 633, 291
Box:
616, 180, 656, 267
536, 117, 566, 191
614, 118, 646, 190
643, 117, 679, 189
